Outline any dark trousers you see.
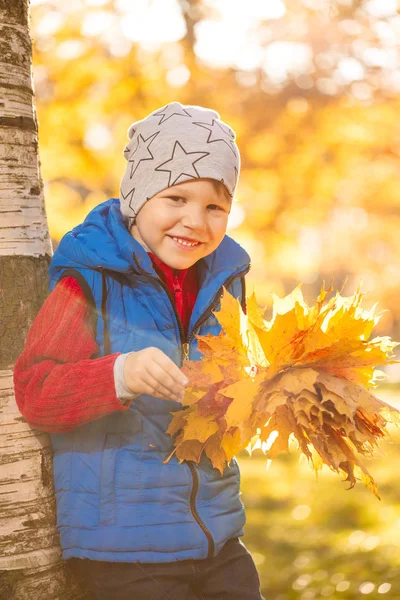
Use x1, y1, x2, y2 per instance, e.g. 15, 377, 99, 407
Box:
68, 538, 263, 600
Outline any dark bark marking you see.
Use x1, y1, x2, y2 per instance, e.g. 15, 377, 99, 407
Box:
0, 561, 91, 600
40, 448, 53, 489
0, 82, 33, 95
0, 1, 28, 27
0, 116, 36, 132
0, 255, 51, 369
0, 27, 32, 68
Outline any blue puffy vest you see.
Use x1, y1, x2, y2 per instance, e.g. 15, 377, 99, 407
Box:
48, 199, 251, 563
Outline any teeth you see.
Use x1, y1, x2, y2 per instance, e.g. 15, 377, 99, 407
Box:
172, 236, 199, 247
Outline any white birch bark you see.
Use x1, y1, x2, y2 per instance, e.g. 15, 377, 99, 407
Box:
0, 1, 86, 597
0, 3, 51, 257
0, 371, 60, 569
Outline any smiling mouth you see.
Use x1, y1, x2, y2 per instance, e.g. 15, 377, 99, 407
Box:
169, 236, 203, 248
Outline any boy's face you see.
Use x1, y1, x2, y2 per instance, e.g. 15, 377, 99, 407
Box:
130, 179, 232, 270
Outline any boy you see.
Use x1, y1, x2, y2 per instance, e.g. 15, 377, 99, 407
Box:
14, 102, 263, 599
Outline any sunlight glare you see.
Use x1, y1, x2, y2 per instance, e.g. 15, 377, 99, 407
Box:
365, 0, 397, 18
81, 11, 114, 36
36, 11, 65, 37
378, 583, 392, 594
359, 582, 375, 595
195, 0, 286, 69
263, 42, 312, 84
108, 36, 132, 57
166, 65, 191, 88
292, 505, 311, 520
119, 0, 186, 46
227, 203, 245, 231
195, 20, 250, 69
336, 57, 365, 83
84, 124, 112, 151
85, 0, 109, 5
363, 47, 396, 68
207, 0, 286, 21
56, 40, 87, 60
336, 581, 350, 592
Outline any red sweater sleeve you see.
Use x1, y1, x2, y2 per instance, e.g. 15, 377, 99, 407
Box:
13, 276, 130, 433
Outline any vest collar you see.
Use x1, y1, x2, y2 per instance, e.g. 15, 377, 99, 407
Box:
50, 198, 250, 287
148, 252, 190, 288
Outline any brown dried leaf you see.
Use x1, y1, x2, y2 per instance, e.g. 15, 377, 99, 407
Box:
166, 285, 400, 496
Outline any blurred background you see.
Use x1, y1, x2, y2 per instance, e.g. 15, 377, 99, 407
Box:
30, 1, 400, 597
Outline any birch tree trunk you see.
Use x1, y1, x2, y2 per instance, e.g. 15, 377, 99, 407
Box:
0, 1, 87, 597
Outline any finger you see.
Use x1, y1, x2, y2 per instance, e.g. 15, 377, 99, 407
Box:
149, 358, 187, 394
152, 352, 189, 387
136, 379, 160, 398
143, 368, 183, 402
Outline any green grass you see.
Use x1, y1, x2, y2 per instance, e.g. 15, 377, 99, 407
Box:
239, 385, 400, 599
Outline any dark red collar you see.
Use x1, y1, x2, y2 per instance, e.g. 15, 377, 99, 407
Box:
148, 252, 190, 287
147, 252, 199, 335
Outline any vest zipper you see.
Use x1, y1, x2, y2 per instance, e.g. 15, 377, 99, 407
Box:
188, 461, 215, 559
182, 342, 190, 361
186, 264, 251, 349
184, 265, 250, 557
132, 256, 187, 360
132, 255, 250, 559
133, 255, 250, 364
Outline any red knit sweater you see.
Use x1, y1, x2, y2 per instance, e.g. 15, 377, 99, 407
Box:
14, 258, 198, 434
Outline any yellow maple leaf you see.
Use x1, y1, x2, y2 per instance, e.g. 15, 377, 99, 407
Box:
203, 434, 228, 474
211, 288, 247, 355
246, 290, 266, 330
182, 411, 219, 443
221, 428, 242, 462
165, 284, 400, 497
222, 372, 265, 428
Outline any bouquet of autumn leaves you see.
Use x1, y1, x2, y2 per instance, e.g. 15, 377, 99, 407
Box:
166, 284, 400, 497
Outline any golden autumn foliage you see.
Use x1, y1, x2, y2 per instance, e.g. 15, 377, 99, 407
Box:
166, 286, 400, 497
30, 1, 400, 342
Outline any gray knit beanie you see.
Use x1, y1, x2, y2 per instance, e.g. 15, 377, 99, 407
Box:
120, 102, 240, 223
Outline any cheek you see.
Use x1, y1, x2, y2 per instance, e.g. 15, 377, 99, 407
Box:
156, 207, 179, 229
208, 215, 228, 240
140, 211, 172, 238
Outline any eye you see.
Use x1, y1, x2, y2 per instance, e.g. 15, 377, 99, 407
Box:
207, 204, 225, 211
168, 195, 185, 204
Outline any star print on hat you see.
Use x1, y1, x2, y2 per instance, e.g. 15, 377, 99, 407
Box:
153, 103, 192, 125
155, 141, 210, 187
120, 102, 240, 223
128, 131, 159, 178
193, 119, 237, 156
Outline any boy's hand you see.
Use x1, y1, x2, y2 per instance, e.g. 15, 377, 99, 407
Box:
124, 348, 188, 403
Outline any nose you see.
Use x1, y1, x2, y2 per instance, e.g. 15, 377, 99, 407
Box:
181, 204, 206, 231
